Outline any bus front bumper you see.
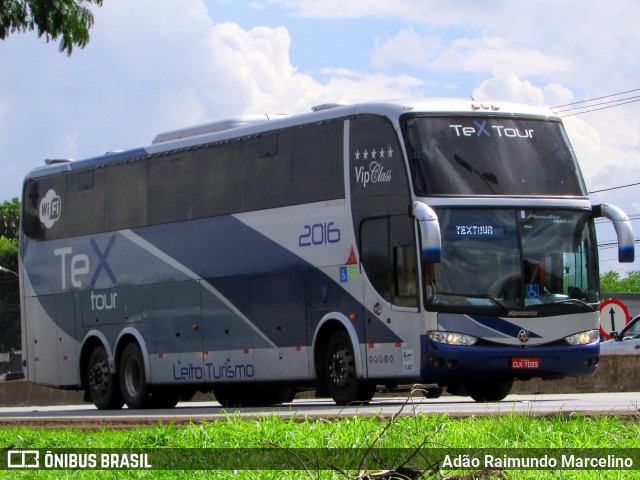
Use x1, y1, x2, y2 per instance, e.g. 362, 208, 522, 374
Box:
420, 335, 600, 383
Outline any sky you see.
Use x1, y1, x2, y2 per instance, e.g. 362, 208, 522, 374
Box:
1, 0, 639, 274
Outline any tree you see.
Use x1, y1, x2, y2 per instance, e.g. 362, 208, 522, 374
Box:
600, 270, 640, 294
0, 198, 20, 352
0, 198, 19, 272
0, 0, 103, 55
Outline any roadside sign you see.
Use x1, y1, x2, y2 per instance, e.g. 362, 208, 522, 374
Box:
599, 298, 631, 339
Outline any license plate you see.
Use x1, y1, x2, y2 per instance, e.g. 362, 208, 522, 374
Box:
511, 357, 540, 369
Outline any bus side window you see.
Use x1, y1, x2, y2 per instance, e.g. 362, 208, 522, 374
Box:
361, 215, 419, 307
192, 142, 242, 218
292, 122, 344, 204
149, 154, 192, 225
393, 244, 418, 307
242, 131, 293, 211
65, 169, 105, 236
391, 215, 418, 307
23, 180, 43, 239
361, 217, 392, 303
25, 175, 66, 240
105, 160, 148, 231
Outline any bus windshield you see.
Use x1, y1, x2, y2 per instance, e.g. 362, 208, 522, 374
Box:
403, 116, 587, 196
425, 209, 600, 311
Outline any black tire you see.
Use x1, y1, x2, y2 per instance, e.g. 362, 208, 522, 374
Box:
423, 387, 444, 399
282, 386, 297, 403
268, 386, 296, 404
213, 385, 295, 408
466, 378, 513, 403
324, 330, 375, 406
147, 387, 181, 409
119, 342, 151, 409
86, 345, 124, 410
213, 387, 242, 408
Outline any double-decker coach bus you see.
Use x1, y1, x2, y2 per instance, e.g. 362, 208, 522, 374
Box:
19, 99, 634, 409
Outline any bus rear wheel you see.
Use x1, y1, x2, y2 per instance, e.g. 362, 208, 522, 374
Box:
324, 330, 375, 406
86, 345, 124, 410
466, 378, 513, 402
119, 342, 151, 409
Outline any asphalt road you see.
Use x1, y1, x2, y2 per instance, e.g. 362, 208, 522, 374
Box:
0, 392, 638, 426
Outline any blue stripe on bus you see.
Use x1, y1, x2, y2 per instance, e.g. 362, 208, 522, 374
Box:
22, 213, 403, 350
133, 215, 403, 347
132, 215, 308, 279
468, 315, 543, 339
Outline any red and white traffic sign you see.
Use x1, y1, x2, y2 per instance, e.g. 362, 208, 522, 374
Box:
599, 299, 630, 339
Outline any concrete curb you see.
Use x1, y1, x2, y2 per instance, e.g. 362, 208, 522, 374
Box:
1, 355, 637, 407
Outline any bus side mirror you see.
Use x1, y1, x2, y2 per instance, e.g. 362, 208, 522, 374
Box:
413, 202, 441, 263
592, 203, 635, 263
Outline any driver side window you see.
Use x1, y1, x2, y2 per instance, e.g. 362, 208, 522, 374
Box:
360, 215, 418, 308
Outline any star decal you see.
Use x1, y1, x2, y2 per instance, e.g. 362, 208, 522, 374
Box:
355, 146, 394, 161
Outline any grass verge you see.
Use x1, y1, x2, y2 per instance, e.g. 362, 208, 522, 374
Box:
0, 410, 638, 479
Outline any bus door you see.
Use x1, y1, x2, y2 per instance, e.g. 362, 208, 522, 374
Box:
360, 214, 420, 378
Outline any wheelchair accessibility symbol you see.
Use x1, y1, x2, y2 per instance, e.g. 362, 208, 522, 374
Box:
526, 284, 540, 299
339, 267, 348, 283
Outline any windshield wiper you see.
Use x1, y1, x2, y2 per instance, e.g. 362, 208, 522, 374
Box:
454, 154, 499, 193
482, 295, 508, 310
433, 292, 508, 310
553, 298, 597, 311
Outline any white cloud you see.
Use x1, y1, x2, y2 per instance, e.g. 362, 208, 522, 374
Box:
430, 38, 571, 77
372, 33, 571, 80
371, 29, 430, 70
565, 115, 640, 190
322, 73, 423, 104
274, 0, 640, 94
0, 0, 429, 199
266, 0, 502, 23
473, 70, 573, 106
3, 0, 639, 220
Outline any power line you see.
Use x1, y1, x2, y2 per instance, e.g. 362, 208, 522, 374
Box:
554, 95, 640, 114
588, 181, 640, 195
551, 88, 640, 109
597, 238, 640, 250
560, 98, 640, 117
551, 88, 640, 117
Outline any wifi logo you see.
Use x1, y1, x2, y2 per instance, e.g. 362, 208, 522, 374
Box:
38, 189, 62, 228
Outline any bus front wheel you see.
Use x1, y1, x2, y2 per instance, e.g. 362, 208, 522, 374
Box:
86, 345, 124, 410
324, 330, 375, 406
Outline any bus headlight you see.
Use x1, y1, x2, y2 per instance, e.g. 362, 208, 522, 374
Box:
565, 330, 599, 346
428, 331, 478, 346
